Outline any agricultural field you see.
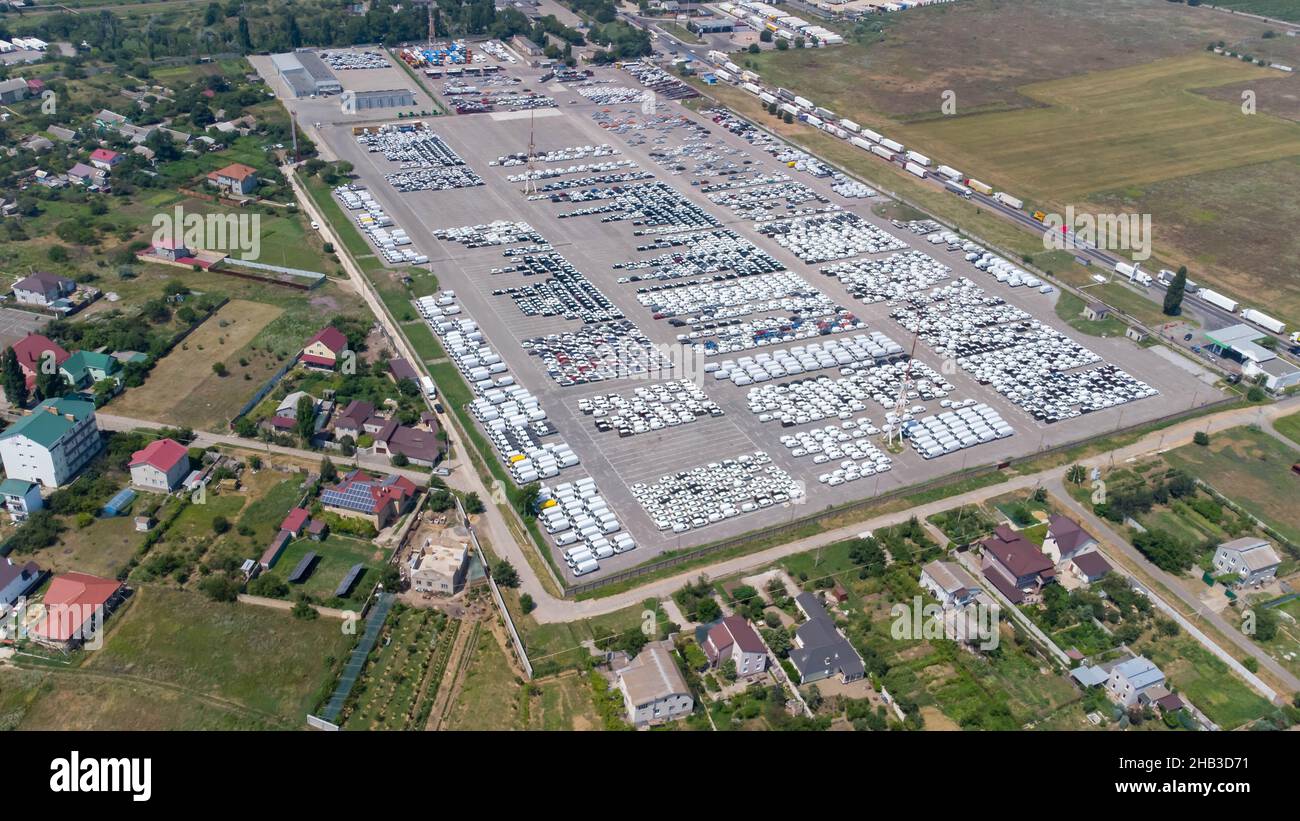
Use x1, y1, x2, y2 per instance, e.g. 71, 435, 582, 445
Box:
341, 606, 455, 730
443, 627, 525, 730
12, 586, 353, 728
106, 299, 283, 429
1161, 426, 1300, 545
737, 0, 1300, 325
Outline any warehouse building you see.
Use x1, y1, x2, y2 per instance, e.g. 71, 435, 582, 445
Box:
340, 87, 416, 114
271, 51, 343, 98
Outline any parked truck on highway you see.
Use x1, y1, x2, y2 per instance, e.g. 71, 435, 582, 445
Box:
993, 191, 1024, 210
839, 118, 861, 133
870, 145, 895, 161
861, 128, 883, 143
1198, 288, 1239, 313
850, 136, 873, 151
936, 165, 963, 181
793, 95, 814, 110
1242, 308, 1286, 335
905, 150, 932, 167
966, 178, 993, 195
944, 180, 972, 197
879, 137, 904, 153
904, 161, 927, 178
1115, 261, 1151, 286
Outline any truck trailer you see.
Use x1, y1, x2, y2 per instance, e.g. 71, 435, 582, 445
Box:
879, 137, 904, 153
870, 145, 895, 161
1242, 308, 1286, 335
992, 191, 1024, 210
905, 150, 932, 167
936, 165, 963, 182
904, 161, 927, 178
1198, 288, 1239, 313
966, 178, 993, 195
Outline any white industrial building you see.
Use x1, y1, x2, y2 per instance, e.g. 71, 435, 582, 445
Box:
271, 50, 343, 98
341, 87, 416, 114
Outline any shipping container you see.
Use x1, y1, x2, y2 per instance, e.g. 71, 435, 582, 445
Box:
936, 165, 962, 182
905, 150, 932, 167
1242, 308, 1286, 335
904, 161, 927, 178
992, 191, 1024, 210
1198, 288, 1239, 313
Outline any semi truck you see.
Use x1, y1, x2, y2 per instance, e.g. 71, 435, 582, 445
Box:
936, 165, 963, 182
861, 128, 883, 143
879, 137, 904, 153
870, 145, 895, 161
1115, 261, 1152, 286
944, 180, 972, 197
777, 87, 795, 102
904, 161, 927, 178
966, 178, 993, 195
839, 118, 861, 133
850, 136, 873, 151
993, 191, 1023, 210
813, 106, 835, 120
1242, 308, 1286, 335
1198, 288, 1239, 313
793, 95, 814, 110
905, 150, 932, 167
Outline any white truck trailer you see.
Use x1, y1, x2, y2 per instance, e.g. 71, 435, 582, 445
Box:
1198, 288, 1239, 313
992, 191, 1023, 210
1242, 308, 1286, 335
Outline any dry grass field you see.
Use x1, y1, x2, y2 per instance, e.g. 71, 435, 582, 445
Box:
108, 298, 283, 430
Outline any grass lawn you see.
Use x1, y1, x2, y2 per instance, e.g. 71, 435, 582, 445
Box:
263, 534, 388, 605
1161, 426, 1300, 544
444, 627, 523, 730
527, 672, 603, 731
1055, 290, 1129, 338
518, 598, 653, 675
23, 512, 147, 579
1274, 409, 1300, 448
82, 586, 354, 724
108, 298, 283, 429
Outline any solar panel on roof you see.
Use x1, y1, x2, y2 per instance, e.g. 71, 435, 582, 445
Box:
288, 551, 319, 583
334, 563, 365, 598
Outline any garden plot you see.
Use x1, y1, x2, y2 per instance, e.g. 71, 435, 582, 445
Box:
490, 251, 623, 324
902, 403, 1014, 460
706, 332, 904, 386
631, 452, 802, 535
755, 211, 908, 264
491, 144, 619, 166
555, 182, 720, 234
579, 379, 723, 438
334, 184, 429, 265
781, 419, 893, 472
538, 477, 635, 576
505, 159, 639, 183
822, 250, 954, 304
522, 320, 673, 388
418, 301, 581, 484
432, 220, 545, 249
744, 359, 955, 427
636, 271, 835, 324
614, 229, 784, 283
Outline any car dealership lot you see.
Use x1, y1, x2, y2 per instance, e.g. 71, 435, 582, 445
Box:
306, 56, 1216, 581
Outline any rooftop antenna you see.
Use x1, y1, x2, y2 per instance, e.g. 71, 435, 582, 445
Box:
522, 108, 538, 196
886, 330, 921, 448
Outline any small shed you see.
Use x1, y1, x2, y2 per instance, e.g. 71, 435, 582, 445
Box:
1083, 302, 1111, 322
1125, 326, 1147, 343
102, 488, 137, 517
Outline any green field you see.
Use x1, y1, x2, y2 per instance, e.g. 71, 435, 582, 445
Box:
263, 535, 387, 605
1211, 0, 1300, 23
444, 627, 523, 730
1274, 409, 1300, 448
1161, 426, 1300, 544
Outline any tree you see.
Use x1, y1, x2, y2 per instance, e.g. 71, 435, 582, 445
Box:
212, 515, 230, 534
319, 456, 337, 483
1253, 606, 1280, 642
391, 452, 409, 467
464, 491, 485, 514
748, 43, 760, 54
783, 111, 793, 124
520, 593, 536, 614
35, 369, 69, 400
291, 599, 319, 620
1193, 431, 1210, 446
199, 573, 240, 602
516, 483, 540, 517
760, 28, 772, 42
2, 347, 29, 408
1163, 266, 1187, 316
295, 394, 316, 440
211, 362, 228, 377
775, 37, 789, 50
491, 559, 520, 588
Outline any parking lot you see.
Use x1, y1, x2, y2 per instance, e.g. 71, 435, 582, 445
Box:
0, 306, 49, 352
306, 50, 1220, 581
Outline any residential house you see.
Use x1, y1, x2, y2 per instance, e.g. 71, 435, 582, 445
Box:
371, 417, 445, 467
0, 397, 102, 488
919, 560, 982, 609
47, 126, 79, 143
789, 592, 865, 684
11, 333, 70, 390
29, 572, 125, 650
12, 271, 75, 307
980, 525, 1055, 604
0, 556, 41, 610
206, 162, 258, 195
21, 135, 52, 153
0, 77, 28, 103
300, 326, 349, 370
60, 350, 121, 390
272, 390, 319, 432
410, 544, 468, 595
615, 641, 694, 727
388, 356, 419, 384
89, 148, 123, 171
703, 615, 768, 677
94, 109, 128, 131
1069, 551, 1112, 584
1042, 514, 1098, 566
332, 400, 383, 440
1106, 656, 1167, 708
0, 477, 43, 521
128, 437, 190, 492
320, 470, 417, 529
67, 162, 107, 189
1212, 537, 1282, 586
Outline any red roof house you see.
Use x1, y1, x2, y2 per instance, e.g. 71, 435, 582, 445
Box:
281, 507, 310, 537
11, 333, 70, 389
300, 326, 349, 369
30, 572, 124, 647
703, 615, 769, 677
89, 148, 123, 170
206, 162, 258, 195
128, 438, 191, 492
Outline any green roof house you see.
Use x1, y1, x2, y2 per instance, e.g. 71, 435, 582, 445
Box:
0, 397, 102, 487
60, 350, 122, 390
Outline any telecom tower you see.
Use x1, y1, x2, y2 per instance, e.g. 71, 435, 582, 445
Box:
522, 109, 539, 196
886, 331, 921, 448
